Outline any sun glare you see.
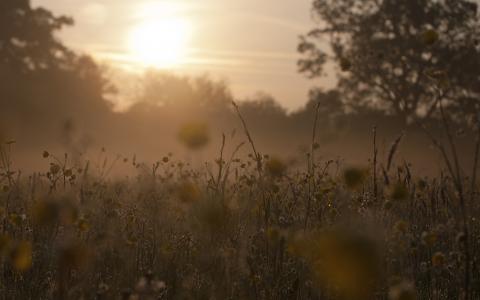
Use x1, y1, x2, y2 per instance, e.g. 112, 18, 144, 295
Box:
128, 2, 191, 69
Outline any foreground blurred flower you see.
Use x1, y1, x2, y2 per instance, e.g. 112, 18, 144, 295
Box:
422, 29, 439, 45
389, 183, 409, 201
432, 251, 445, 267
59, 242, 90, 270
343, 167, 367, 189
50, 163, 61, 175
32, 200, 61, 226
289, 229, 380, 299
178, 122, 210, 150
421, 231, 437, 247
194, 199, 229, 234
32, 198, 78, 227
388, 280, 417, 300
265, 156, 287, 178
340, 57, 352, 71
176, 181, 202, 204
0, 234, 11, 256
394, 220, 408, 234
10, 241, 32, 272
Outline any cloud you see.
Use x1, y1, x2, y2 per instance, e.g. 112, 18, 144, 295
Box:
81, 3, 108, 25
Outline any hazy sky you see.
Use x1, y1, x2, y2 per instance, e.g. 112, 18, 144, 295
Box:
33, 0, 334, 111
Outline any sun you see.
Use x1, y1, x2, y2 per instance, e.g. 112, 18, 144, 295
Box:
128, 18, 191, 69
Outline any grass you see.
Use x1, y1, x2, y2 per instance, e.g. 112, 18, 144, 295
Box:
0, 111, 479, 300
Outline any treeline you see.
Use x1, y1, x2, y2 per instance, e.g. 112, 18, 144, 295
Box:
0, 0, 478, 173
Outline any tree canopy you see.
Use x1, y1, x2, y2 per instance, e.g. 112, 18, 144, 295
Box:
0, 0, 75, 72
299, 0, 480, 123
0, 0, 113, 146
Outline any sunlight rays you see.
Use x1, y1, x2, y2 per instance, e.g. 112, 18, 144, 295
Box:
127, 1, 192, 69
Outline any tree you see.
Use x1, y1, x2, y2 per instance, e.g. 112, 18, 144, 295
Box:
0, 0, 75, 72
136, 71, 232, 114
298, 0, 480, 123
0, 0, 113, 146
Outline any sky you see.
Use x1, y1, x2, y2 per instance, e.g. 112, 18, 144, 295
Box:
32, 0, 334, 111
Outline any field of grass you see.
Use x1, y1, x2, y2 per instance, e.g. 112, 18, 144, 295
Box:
0, 117, 479, 300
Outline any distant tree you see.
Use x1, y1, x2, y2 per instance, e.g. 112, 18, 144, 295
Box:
0, 0, 75, 72
0, 1, 113, 145
299, 0, 480, 123
305, 89, 344, 116
235, 93, 290, 137
138, 71, 232, 112
290, 90, 345, 139
238, 92, 287, 119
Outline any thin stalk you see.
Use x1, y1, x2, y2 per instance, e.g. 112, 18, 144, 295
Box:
304, 101, 321, 230
470, 127, 480, 203
373, 126, 378, 201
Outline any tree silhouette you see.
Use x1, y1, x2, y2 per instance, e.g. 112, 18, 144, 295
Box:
0, 0, 74, 72
299, 0, 480, 123
138, 71, 232, 113
0, 1, 113, 147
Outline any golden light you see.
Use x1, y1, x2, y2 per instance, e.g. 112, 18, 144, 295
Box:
127, 2, 192, 69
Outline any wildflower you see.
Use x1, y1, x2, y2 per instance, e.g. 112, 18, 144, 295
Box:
195, 200, 229, 233
388, 280, 417, 300
121, 288, 133, 300
267, 227, 285, 243
384, 200, 393, 210
178, 122, 210, 150
394, 220, 408, 234
135, 277, 148, 292
421, 231, 437, 247
59, 242, 90, 269
417, 179, 427, 191
422, 29, 439, 45
0, 234, 11, 256
265, 157, 287, 178
343, 167, 367, 189
456, 232, 466, 245
50, 163, 61, 175
340, 57, 352, 71
32, 200, 60, 226
77, 218, 90, 232
126, 236, 138, 247
9, 213, 23, 226
176, 181, 202, 203
64, 169, 73, 177
419, 262, 428, 273
151, 280, 166, 292
97, 283, 110, 295
432, 252, 445, 267
289, 229, 380, 299
33, 199, 78, 226
390, 183, 409, 201
10, 241, 32, 272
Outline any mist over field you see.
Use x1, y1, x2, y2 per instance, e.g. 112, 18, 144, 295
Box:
1, 67, 474, 175
1, 0, 480, 299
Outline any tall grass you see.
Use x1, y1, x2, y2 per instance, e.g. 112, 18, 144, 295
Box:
0, 111, 479, 299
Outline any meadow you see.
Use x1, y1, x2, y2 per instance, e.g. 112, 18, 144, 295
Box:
2, 0, 479, 299
0, 106, 479, 300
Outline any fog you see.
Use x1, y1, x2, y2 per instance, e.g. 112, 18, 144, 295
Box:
1, 0, 478, 175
